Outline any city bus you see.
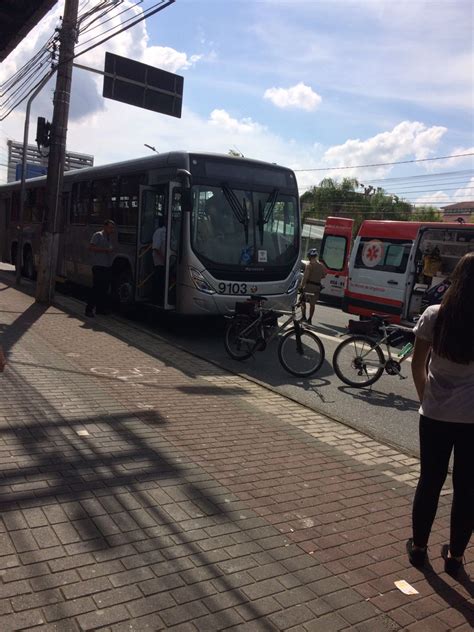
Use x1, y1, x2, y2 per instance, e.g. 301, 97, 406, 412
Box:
0, 152, 302, 315
343, 219, 474, 323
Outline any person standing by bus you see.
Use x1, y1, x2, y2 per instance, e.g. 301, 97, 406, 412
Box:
407, 252, 474, 576
85, 219, 115, 317
152, 217, 167, 305
299, 249, 326, 324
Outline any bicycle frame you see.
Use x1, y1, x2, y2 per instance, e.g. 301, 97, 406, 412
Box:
233, 301, 303, 351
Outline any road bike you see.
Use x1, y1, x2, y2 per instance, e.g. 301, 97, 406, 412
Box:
224, 296, 325, 377
332, 315, 415, 388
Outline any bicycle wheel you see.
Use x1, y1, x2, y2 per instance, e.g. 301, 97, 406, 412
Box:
278, 328, 325, 377
333, 335, 385, 387
224, 317, 257, 360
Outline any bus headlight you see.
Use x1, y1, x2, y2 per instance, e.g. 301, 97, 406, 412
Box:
286, 271, 301, 294
189, 267, 215, 294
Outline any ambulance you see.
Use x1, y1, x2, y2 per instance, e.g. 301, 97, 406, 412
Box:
317, 216, 354, 300
342, 219, 474, 323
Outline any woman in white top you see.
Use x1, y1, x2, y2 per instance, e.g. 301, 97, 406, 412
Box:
407, 253, 474, 575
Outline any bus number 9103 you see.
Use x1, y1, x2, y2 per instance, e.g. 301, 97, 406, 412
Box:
218, 282, 248, 295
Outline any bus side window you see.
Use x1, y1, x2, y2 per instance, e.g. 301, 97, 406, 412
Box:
90, 178, 118, 224
71, 182, 91, 224
11, 191, 20, 221
33, 188, 46, 223
24, 189, 35, 222
115, 173, 146, 226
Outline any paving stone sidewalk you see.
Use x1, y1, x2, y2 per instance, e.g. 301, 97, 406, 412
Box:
0, 278, 472, 632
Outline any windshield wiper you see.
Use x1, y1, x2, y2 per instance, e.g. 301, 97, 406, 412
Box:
222, 183, 249, 243
258, 188, 279, 245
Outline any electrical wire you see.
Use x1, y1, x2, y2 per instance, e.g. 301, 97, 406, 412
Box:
0, 0, 174, 121
358, 169, 474, 184
74, 0, 173, 57
294, 153, 474, 171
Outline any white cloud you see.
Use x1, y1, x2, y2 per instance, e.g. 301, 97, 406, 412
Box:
143, 46, 202, 73
424, 146, 474, 172
415, 177, 474, 208
0, 1, 202, 126
209, 109, 265, 134
322, 121, 447, 179
264, 82, 322, 111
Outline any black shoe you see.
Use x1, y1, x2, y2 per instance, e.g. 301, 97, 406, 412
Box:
85, 308, 94, 318
406, 538, 427, 567
95, 309, 109, 315
441, 544, 463, 576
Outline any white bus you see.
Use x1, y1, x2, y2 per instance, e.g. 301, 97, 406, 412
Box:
0, 152, 302, 314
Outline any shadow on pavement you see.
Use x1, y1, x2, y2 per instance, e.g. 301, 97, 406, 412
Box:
338, 385, 419, 412
419, 564, 474, 627
1, 301, 48, 355
0, 362, 282, 629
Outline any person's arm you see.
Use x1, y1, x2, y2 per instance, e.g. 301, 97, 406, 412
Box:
411, 337, 431, 402
300, 264, 309, 290
0, 346, 6, 372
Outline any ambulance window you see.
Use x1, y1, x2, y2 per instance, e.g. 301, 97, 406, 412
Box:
355, 237, 412, 273
320, 235, 347, 271
385, 244, 405, 268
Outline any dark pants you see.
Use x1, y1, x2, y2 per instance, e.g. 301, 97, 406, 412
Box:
154, 265, 165, 305
412, 415, 474, 557
87, 266, 112, 313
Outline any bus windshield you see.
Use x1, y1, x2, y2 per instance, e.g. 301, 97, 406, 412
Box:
191, 185, 299, 268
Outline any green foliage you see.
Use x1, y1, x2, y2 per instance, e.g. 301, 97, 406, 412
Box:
301, 178, 442, 234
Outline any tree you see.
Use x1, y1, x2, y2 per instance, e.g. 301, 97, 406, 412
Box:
411, 206, 443, 222
301, 179, 441, 234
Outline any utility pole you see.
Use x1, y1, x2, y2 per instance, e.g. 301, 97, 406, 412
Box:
36, 0, 79, 304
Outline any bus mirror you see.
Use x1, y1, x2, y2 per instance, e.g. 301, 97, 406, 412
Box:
177, 169, 192, 189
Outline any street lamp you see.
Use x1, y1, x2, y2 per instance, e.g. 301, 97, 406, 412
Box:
144, 143, 158, 154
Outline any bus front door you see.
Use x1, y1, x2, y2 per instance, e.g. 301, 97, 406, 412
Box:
164, 185, 183, 310
136, 185, 167, 304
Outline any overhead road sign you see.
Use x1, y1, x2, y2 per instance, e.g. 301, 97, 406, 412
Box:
102, 52, 183, 118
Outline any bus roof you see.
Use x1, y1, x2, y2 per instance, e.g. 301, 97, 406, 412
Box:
0, 151, 295, 191
357, 219, 471, 240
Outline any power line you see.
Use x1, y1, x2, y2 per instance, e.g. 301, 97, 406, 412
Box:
359, 169, 474, 184
294, 152, 474, 172
0, 0, 175, 121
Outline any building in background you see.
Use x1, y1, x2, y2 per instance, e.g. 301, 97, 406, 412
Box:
6, 139, 93, 183
440, 201, 474, 223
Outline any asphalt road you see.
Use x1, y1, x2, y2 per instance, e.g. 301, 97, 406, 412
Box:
1, 264, 421, 456
127, 300, 421, 457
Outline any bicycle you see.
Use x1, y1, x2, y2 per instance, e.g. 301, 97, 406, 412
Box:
332, 315, 415, 388
224, 295, 325, 377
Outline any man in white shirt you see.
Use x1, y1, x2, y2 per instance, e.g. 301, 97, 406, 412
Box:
152, 218, 167, 304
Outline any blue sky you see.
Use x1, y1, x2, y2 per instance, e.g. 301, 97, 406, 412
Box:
1, 0, 473, 205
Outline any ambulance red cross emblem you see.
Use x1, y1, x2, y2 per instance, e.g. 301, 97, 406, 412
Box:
362, 240, 384, 267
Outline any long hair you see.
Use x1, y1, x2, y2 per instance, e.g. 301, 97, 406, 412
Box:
433, 252, 474, 363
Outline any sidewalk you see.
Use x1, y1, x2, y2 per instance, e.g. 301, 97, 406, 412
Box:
0, 277, 472, 632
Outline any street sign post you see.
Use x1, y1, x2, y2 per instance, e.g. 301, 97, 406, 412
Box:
102, 52, 183, 118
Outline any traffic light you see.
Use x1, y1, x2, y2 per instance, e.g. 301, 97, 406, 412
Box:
36, 117, 52, 148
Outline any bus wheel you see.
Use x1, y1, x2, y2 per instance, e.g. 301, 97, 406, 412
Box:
113, 265, 135, 312
23, 248, 36, 280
